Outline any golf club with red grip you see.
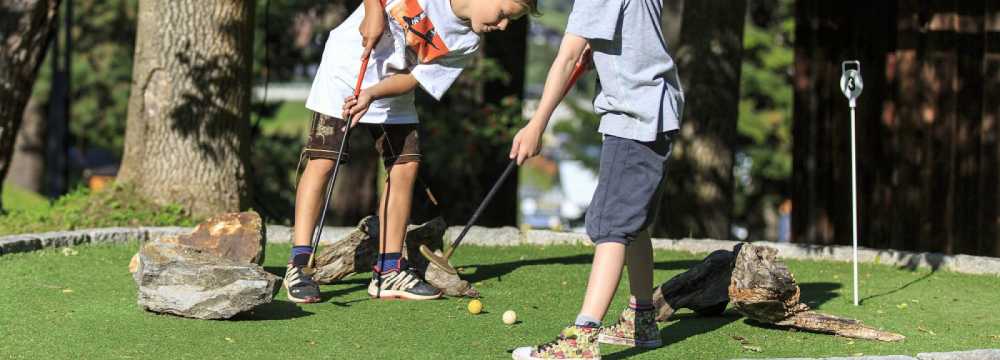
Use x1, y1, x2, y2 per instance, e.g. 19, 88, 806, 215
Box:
419, 48, 593, 274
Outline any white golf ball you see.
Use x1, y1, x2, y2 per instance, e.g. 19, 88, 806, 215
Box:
502, 310, 517, 325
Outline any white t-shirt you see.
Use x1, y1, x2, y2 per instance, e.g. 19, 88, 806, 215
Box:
306, 0, 481, 124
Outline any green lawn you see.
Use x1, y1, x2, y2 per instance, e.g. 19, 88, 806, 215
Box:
257, 100, 311, 136
2, 182, 48, 213
1, 244, 998, 359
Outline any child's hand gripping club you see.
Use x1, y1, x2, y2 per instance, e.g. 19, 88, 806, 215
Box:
418, 47, 592, 275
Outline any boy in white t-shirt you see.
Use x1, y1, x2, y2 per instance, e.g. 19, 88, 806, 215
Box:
284, 0, 538, 303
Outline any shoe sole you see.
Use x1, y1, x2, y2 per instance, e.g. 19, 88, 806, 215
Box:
597, 334, 662, 348
368, 288, 442, 300
512, 352, 600, 360
283, 281, 321, 304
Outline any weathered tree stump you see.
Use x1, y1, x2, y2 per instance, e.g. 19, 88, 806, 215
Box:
729, 244, 904, 342
652, 243, 904, 342
311, 216, 478, 297
651, 246, 739, 321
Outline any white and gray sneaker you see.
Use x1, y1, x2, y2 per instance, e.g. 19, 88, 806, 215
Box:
284, 263, 322, 303
368, 268, 442, 300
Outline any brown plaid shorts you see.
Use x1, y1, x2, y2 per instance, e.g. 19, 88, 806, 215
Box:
300, 112, 421, 167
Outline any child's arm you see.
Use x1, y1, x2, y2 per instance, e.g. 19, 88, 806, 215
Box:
342, 73, 419, 126
509, 34, 590, 165
359, 0, 386, 60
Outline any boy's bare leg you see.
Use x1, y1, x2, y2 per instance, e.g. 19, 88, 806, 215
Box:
626, 230, 655, 304
292, 158, 335, 248
578, 242, 627, 321
285, 157, 334, 303
378, 161, 418, 254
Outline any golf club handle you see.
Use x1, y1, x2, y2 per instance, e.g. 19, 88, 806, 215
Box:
308, 57, 370, 256
562, 48, 592, 98
354, 57, 369, 97
448, 160, 518, 250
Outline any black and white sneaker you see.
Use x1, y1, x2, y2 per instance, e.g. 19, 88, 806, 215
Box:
284, 263, 322, 303
368, 268, 442, 300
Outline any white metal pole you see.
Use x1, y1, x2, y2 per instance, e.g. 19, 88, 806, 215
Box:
850, 103, 859, 306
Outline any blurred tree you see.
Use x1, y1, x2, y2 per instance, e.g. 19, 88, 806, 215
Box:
733, 0, 794, 240
654, 0, 747, 240
418, 24, 528, 226
118, 0, 255, 218
0, 0, 62, 212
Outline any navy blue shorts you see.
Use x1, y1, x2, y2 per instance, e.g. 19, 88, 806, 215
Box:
586, 131, 676, 245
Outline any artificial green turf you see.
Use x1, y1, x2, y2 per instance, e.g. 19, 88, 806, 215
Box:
1, 244, 998, 359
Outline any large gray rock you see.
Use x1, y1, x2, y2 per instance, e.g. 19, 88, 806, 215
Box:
134, 242, 280, 320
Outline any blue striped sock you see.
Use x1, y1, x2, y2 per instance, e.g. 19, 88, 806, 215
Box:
290, 246, 312, 266
374, 253, 403, 273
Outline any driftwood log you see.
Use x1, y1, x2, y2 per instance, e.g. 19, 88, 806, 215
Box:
652, 246, 738, 322
311, 216, 479, 298
653, 243, 904, 342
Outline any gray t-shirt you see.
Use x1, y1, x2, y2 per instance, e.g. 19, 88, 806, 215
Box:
565, 0, 684, 142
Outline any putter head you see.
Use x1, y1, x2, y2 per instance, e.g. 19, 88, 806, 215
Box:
301, 266, 316, 276
418, 244, 457, 275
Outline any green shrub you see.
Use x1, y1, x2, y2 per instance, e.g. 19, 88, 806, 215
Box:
0, 184, 197, 236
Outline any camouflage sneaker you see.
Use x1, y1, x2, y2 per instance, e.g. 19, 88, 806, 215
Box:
512, 325, 600, 360
597, 306, 661, 348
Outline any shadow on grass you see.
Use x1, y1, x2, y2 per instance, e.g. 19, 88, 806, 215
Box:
604, 312, 742, 360
461, 254, 703, 284
232, 300, 313, 321
799, 282, 842, 309
860, 271, 936, 304
264, 266, 287, 278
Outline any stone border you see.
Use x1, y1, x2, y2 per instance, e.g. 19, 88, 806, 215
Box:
735, 348, 1000, 360
2, 225, 999, 276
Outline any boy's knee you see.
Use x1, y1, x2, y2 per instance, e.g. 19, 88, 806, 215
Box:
305, 158, 334, 175
389, 161, 419, 179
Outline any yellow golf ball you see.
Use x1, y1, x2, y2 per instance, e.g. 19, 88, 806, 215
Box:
502, 310, 517, 325
467, 299, 483, 314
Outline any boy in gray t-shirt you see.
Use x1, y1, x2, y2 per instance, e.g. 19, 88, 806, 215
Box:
510, 0, 682, 358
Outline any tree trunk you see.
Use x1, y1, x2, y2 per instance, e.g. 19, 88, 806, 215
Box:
655, 0, 746, 239
0, 0, 61, 211
118, 0, 254, 219
9, 95, 47, 192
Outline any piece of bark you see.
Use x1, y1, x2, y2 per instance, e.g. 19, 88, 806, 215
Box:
729, 243, 905, 342
424, 249, 480, 298
652, 246, 739, 321
311, 216, 478, 298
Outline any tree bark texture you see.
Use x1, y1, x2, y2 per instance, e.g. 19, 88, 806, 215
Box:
794, 1, 1000, 257
8, 95, 46, 192
0, 0, 60, 210
729, 244, 905, 342
119, 0, 254, 219
655, 0, 746, 239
